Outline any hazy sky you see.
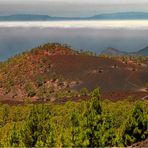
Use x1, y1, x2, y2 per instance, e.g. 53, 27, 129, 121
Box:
0, 0, 148, 16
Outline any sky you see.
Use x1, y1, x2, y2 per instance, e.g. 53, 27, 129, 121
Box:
0, 0, 148, 17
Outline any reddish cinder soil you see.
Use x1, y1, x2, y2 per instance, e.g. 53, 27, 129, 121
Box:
0, 91, 147, 105
101, 91, 148, 101
49, 55, 148, 92
129, 139, 148, 147
0, 54, 148, 104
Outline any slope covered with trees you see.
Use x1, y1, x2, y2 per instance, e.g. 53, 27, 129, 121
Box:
0, 88, 147, 147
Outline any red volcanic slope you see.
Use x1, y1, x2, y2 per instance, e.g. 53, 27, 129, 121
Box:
49, 55, 148, 92
0, 44, 148, 103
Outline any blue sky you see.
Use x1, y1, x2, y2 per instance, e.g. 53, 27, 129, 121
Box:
0, 0, 148, 16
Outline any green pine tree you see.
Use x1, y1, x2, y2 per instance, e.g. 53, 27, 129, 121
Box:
122, 102, 148, 146
69, 109, 80, 147
81, 88, 102, 147
21, 105, 54, 147
9, 123, 22, 147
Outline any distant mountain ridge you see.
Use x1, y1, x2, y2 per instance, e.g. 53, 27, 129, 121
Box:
101, 48, 128, 56
1, 12, 148, 21
0, 14, 83, 21
101, 47, 148, 56
137, 47, 148, 56
0, 14, 52, 21
89, 12, 148, 20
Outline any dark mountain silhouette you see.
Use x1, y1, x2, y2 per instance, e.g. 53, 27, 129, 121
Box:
0, 14, 52, 21
0, 14, 82, 21
137, 47, 148, 56
1, 12, 148, 21
100, 46, 148, 56
89, 12, 148, 20
101, 48, 128, 56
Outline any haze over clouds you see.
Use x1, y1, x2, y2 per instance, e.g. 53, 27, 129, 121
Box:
1, 26, 148, 61
0, 0, 148, 17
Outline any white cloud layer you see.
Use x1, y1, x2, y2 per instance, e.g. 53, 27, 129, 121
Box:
1, 20, 148, 30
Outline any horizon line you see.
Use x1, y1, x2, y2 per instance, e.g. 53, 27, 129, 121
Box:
1, 11, 148, 18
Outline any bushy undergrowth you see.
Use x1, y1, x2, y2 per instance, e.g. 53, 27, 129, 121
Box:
0, 88, 147, 147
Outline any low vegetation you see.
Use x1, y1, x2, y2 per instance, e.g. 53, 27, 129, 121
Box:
0, 43, 77, 100
0, 88, 147, 147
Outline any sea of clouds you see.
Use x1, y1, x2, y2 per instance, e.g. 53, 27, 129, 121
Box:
0, 20, 148, 29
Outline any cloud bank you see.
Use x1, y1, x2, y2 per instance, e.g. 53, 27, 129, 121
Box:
0, 21, 148, 30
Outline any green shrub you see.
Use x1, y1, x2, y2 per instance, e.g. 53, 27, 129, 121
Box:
25, 82, 36, 97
